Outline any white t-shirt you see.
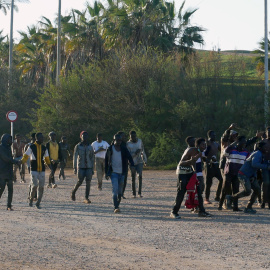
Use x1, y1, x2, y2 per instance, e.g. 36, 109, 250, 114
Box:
91, 140, 110, 159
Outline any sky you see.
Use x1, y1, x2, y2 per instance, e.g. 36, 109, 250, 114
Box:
0, 0, 266, 51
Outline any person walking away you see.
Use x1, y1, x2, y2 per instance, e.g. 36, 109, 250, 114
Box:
91, 133, 110, 190
226, 141, 270, 214
170, 138, 212, 219
218, 136, 249, 211
71, 131, 94, 204
12, 134, 26, 183
58, 136, 71, 181
0, 134, 20, 210
105, 134, 135, 213
46, 132, 61, 188
126, 131, 147, 198
20, 133, 52, 209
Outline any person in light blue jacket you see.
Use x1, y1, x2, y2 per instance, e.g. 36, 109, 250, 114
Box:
226, 141, 270, 213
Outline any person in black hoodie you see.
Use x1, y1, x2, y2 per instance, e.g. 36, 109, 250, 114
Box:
105, 134, 135, 213
0, 134, 20, 210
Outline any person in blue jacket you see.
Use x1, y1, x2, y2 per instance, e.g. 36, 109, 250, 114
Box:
226, 141, 270, 213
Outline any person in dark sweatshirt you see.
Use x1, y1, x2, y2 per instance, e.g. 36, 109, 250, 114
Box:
218, 136, 249, 211
105, 134, 135, 213
226, 141, 270, 214
0, 134, 20, 210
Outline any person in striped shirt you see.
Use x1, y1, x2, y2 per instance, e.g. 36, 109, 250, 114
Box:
218, 136, 249, 211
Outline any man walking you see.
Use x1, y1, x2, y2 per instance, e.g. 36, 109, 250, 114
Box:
105, 134, 134, 213
127, 131, 147, 198
46, 132, 61, 188
71, 131, 94, 204
58, 136, 71, 181
91, 133, 109, 190
21, 133, 52, 209
12, 134, 26, 183
0, 134, 20, 210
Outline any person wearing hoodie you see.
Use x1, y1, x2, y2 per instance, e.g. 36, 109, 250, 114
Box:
0, 134, 20, 210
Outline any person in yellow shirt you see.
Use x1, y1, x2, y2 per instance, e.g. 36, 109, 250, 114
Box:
21, 133, 52, 209
46, 132, 61, 188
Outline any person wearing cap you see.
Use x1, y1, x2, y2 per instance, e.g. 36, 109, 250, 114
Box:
12, 134, 26, 183
105, 134, 135, 213
20, 133, 52, 209
46, 132, 62, 188
0, 134, 20, 210
91, 133, 110, 190
71, 131, 94, 204
58, 136, 71, 180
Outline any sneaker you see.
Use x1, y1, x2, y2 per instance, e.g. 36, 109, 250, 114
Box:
198, 211, 212, 217
98, 187, 102, 191
63, 176, 66, 180
114, 208, 120, 213
47, 184, 52, 188
71, 192, 76, 201
20, 180, 26, 183
192, 207, 199, 213
233, 207, 243, 212
132, 195, 136, 198
29, 201, 33, 207
244, 208, 256, 214
217, 206, 222, 211
52, 184, 57, 188
214, 197, 220, 202
225, 195, 232, 209
35, 204, 41, 209
260, 203, 265, 209
170, 212, 181, 219
7, 207, 13, 211
204, 199, 212, 204
83, 199, 91, 204
138, 194, 143, 198
222, 204, 228, 210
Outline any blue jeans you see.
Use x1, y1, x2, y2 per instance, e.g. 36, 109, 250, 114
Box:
111, 173, 125, 209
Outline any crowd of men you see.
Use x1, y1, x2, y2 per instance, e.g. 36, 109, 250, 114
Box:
0, 123, 270, 217
0, 130, 147, 213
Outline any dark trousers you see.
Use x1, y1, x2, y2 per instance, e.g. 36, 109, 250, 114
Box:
172, 173, 205, 214
219, 174, 239, 208
205, 163, 223, 200
232, 174, 261, 208
49, 162, 58, 184
59, 160, 66, 180
131, 163, 143, 196
72, 168, 92, 199
122, 172, 128, 196
261, 169, 270, 204
0, 178, 13, 207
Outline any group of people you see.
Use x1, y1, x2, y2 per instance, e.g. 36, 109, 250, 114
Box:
1, 123, 270, 216
0, 130, 147, 213
170, 123, 270, 219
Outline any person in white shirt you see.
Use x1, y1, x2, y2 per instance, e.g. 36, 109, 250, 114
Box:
126, 131, 147, 198
91, 133, 110, 190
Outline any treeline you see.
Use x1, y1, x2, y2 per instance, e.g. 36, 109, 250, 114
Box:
0, 0, 266, 167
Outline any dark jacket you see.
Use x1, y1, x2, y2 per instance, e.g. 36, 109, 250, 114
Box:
105, 144, 134, 176
0, 134, 18, 179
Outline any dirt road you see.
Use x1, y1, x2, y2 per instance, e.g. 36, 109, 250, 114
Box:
0, 170, 269, 270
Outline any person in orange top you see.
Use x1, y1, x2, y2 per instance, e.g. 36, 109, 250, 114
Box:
21, 133, 52, 209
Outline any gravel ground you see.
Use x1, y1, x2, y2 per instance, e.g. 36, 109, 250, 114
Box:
0, 169, 269, 270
